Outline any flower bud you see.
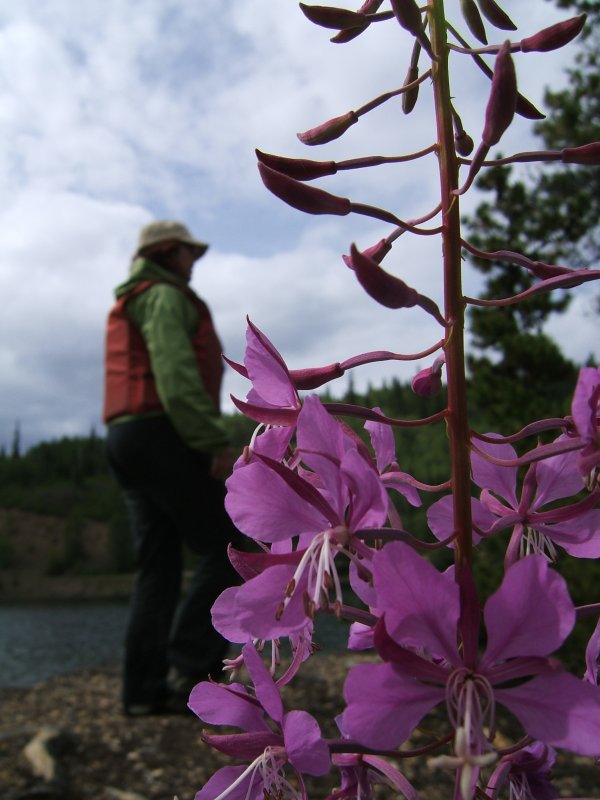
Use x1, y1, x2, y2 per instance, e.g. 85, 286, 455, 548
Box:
347, 244, 419, 309
475, 0, 516, 31
330, 0, 386, 41
257, 162, 351, 216
297, 110, 359, 146
411, 356, 445, 397
291, 363, 346, 390
481, 40, 517, 146
390, 0, 424, 37
255, 149, 337, 180
561, 142, 600, 166
402, 64, 420, 114
299, 3, 365, 30
342, 238, 392, 268
460, 0, 487, 45
455, 130, 474, 156
520, 14, 586, 53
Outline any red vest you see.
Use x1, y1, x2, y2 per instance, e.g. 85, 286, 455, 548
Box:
103, 280, 224, 423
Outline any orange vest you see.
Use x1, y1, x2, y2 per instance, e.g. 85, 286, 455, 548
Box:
103, 280, 223, 423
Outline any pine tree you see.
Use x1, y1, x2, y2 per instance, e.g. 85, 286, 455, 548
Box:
463, 0, 599, 431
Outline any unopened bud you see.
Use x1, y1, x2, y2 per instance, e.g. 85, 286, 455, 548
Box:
290, 363, 345, 390
255, 149, 337, 180
411, 356, 445, 397
343, 238, 392, 269
348, 244, 419, 309
455, 130, 474, 156
476, 0, 516, 31
520, 13, 586, 53
561, 141, 600, 165
402, 64, 420, 114
297, 110, 359, 145
481, 40, 517, 146
258, 162, 351, 216
299, 3, 365, 29
460, 0, 487, 44
390, 0, 424, 37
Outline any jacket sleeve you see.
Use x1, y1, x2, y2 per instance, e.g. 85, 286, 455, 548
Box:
130, 283, 230, 453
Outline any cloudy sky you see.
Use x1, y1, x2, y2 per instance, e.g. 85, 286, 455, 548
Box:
0, 0, 596, 451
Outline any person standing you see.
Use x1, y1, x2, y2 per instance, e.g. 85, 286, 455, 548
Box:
103, 220, 239, 716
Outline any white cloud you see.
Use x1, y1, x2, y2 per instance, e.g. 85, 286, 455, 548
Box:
0, 0, 595, 450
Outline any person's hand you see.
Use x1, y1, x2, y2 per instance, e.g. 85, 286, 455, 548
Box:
210, 447, 235, 481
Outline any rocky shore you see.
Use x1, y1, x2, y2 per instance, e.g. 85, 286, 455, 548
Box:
1, 654, 598, 800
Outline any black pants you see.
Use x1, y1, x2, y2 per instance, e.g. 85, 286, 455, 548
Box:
106, 415, 240, 709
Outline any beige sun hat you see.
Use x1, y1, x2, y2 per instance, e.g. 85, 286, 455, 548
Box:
135, 220, 209, 258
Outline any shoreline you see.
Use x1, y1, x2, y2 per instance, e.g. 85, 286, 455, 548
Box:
0, 572, 136, 603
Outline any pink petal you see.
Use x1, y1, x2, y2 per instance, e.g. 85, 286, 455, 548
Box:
365, 408, 396, 471
341, 448, 389, 529
533, 446, 584, 508
233, 564, 310, 640
471, 436, 518, 504
282, 710, 330, 775
537, 510, 600, 558
496, 673, 600, 756
244, 321, 299, 409
243, 641, 284, 723
482, 556, 574, 665
341, 662, 443, 749
188, 681, 268, 731
225, 460, 330, 542
195, 766, 264, 800
373, 542, 461, 663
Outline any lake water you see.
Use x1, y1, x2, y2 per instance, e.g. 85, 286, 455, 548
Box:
0, 601, 128, 687
0, 601, 350, 688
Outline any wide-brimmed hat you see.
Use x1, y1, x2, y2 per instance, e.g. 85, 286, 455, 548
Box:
135, 220, 209, 258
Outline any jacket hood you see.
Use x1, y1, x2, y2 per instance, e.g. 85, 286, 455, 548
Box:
114, 257, 186, 298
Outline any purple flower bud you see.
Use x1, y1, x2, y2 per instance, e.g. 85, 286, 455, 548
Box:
290, 363, 346, 390
389, 0, 424, 37
475, 0, 516, 31
258, 162, 351, 215
561, 141, 600, 166
297, 110, 359, 145
455, 130, 474, 156
402, 64, 420, 114
411, 356, 445, 397
347, 244, 419, 309
481, 40, 517, 146
520, 14, 586, 53
299, 3, 366, 30
343, 238, 392, 270
460, 0, 488, 45
255, 149, 337, 180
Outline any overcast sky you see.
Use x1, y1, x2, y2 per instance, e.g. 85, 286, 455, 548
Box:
0, 0, 596, 451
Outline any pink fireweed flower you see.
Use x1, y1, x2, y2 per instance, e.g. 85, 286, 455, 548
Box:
427, 435, 600, 566
341, 544, 600, 763
222, 396, 388, 640
486, 742, 558, 800
330, 752, 419, 800
190, 641, 329, 800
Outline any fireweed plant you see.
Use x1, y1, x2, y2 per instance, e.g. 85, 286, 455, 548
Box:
190, 2, 600, 799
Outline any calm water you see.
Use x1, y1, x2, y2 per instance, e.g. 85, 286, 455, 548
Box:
0, 602, 350, 688
0, 601, 128, 688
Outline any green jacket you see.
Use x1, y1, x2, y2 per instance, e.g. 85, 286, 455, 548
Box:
111, 257, 230, 454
